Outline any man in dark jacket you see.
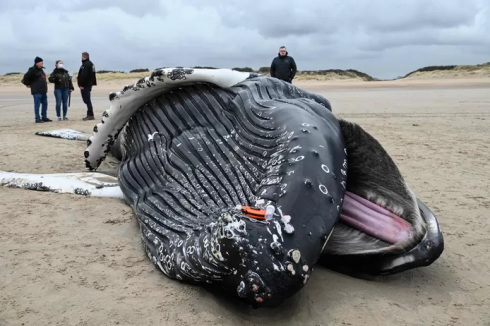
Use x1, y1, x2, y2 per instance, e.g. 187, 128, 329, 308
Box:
22, 56, 52, 123
77, 52, 97, 121
270, 46, 297, 83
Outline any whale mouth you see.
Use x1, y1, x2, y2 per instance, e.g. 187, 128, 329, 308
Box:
318, 119, 444, 276
340, 191, 412, 245
322, 119, 428, 257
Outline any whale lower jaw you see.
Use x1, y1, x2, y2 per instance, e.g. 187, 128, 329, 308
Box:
325, 187, 426, 256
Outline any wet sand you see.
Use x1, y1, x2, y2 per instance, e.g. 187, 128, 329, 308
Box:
0, 78, 489, 326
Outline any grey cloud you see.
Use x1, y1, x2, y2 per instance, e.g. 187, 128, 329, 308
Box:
67, 0, 166, 18
215, 1, 339, 38
354, 0, 480, 33
209, 0, 483, 39
0, 0, 488, 80
0, 0, 164, 17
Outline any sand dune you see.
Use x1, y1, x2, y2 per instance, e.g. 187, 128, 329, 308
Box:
403, 62, 490, 80
2, 62, 489, 89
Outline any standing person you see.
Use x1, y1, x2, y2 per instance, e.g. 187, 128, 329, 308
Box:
48, 60, 75, 121
270, 46, 297, 83
21, 57, 52, 123
77, 52, 97, 121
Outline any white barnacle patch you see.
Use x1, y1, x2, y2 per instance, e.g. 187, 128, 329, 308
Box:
272, 234, 280, 243
341, 169, 346, 176
273, 263, 281, 271
147, 131, 158, 142
276, 207, 295, 234
303, 274, 310, 285
286, 263, 295, 275
212, 246, 224, 261
321, 164, 330, 173
319, 184, 328, 194
222, 220, 246, 239
303, 265, 309, 272
273, 221, 284, 242
222, 212, 246, 231
284, 224, 295, 234
270, 241, 282, 255
301, 123, 310, 127
289, 145, 302, 153
254, 199, 265, 208
281, 215, 291, 224
207, 213, 247, 266
223, 213, 233, 224
237, 281, 247, 298
340, 181, 346, 189
289, 249, 301, 264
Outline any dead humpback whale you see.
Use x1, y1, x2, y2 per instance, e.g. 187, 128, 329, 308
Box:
0, 68, 444, 308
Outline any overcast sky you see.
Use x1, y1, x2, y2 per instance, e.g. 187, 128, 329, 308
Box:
0, 0, 488, 79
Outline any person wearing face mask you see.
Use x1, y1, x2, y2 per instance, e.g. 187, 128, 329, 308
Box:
48, 60, 75, 121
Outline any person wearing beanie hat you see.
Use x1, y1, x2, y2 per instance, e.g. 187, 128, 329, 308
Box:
21, 56, 52, 123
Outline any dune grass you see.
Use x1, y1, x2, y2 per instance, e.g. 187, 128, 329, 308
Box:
403, 62, 490, 79
2, 62, 489, 85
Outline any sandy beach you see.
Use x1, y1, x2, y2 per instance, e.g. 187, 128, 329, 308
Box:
0, 75, 489, 326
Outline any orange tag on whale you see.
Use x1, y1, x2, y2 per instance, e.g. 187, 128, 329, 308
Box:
240, 206, 266, 220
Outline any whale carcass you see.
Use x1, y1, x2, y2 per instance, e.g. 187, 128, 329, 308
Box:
0, 68, 444, 308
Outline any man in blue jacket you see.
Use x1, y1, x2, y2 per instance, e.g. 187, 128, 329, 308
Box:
77, 52, 97, 121
270, 46, 297, 83
22, 57, 52, 123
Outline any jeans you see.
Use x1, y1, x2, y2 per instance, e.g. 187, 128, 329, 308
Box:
54, 88, 70, 118
80, 85, 94, 117
33, 93, 48, 121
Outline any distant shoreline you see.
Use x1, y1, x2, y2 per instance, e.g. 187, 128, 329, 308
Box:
2, 62, 489, 83
1, 62, 489, 91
